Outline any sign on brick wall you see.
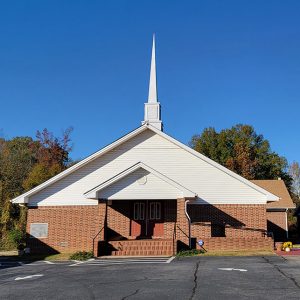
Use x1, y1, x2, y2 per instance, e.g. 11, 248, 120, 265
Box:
30, 223, 48, 238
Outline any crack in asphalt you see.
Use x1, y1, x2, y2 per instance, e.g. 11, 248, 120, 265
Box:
262, 256, 300, 290
121, 289, 140, 300
189, 260, 200, 300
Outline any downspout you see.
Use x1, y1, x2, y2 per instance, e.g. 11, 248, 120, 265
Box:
184, 199, 191, 249
285, 208, 289, 239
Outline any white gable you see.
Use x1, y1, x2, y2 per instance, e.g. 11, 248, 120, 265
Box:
92, 168, 184, 200
84, 162, 196, 199
11, 126, 278, 206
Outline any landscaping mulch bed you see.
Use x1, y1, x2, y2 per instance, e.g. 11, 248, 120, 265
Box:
276, 248, 300, 256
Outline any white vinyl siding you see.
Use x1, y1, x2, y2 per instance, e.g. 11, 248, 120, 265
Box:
28, 129, 266, 206
98, 168, 183, 199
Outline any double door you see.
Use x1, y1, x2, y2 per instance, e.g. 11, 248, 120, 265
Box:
131, 200, 164, 238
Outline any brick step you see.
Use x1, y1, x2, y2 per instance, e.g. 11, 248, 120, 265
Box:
107, 239, 174, 256
109, 241, 173, 247
111, 249, 173, 256
109, 245, 173, 251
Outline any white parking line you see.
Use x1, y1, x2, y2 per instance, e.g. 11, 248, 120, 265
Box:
15, 274, 44, 281
218, 268, 247, 272
166, 256, 175, 263
69, 256, 174, 267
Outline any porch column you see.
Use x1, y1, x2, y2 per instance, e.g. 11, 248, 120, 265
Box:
176, 198, 190, 251
93, 201, 107, 257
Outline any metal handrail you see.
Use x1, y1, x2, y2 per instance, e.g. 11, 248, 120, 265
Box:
172, 222, 176, 255
92, 226, 104, 256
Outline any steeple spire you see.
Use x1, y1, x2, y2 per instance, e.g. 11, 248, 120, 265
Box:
142, 34, 163, 131
148, 34, 158, 103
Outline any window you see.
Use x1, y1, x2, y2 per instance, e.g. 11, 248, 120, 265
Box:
149, 202, 161, 220
133, 202, 145, 220
30, 223, 48, 238
211, 223, 225, 237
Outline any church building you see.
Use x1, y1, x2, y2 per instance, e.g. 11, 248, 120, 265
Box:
11, 37, 293, 256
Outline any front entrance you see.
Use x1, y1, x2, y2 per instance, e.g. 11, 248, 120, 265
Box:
131, 200, 164, 238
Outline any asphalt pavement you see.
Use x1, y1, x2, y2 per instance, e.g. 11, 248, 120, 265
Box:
0, 255, 299, 299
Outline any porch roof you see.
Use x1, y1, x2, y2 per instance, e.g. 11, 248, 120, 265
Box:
84, 162, 197, 200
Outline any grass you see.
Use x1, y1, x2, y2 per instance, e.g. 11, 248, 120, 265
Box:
36, 253, 73, 261
1, 249, 276, 260
0, 251, 73, 261
176, 249, 276, 257
200, 250, 275, 256
69, 251, 94, 261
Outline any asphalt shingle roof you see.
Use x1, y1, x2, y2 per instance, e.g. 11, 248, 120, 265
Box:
251, 179, 295, 209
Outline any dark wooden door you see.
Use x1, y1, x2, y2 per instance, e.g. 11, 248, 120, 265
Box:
131, 201, 164, 238
131, 201, 146, 238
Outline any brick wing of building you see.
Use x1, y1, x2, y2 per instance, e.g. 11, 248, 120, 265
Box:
251, 179, 295, 242
11, 37, 291, 256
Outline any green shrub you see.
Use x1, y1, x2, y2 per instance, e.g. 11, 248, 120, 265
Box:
0, 229, 25, 250
8, 229, 24, 245
69, 251, 94, 261
176, 249, 205, 257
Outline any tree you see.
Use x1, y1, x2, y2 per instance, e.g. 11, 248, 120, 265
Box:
289, 162, 300, 204
0, 128, 73, 249
23, 127, 73, 190
190, 124, 291, 184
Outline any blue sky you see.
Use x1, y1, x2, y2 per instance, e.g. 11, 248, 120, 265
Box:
1, 1, 299, 164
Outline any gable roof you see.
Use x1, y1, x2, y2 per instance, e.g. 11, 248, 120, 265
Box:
251, 180, 295, 209
84, 162, 197, 199
11, 124, 279, 204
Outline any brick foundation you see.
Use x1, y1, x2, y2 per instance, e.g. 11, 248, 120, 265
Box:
196, 237, 274, 251
26, 201, 273, 255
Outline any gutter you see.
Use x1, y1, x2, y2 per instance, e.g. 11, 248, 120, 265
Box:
184, 199, 192, 249
285, 208, 289, 239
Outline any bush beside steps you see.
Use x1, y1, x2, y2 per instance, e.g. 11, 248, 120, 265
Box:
176, 249, 205, 257
69, 251, 94, 261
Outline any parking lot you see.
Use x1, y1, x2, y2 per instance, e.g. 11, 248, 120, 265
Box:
0, 255, 300, 299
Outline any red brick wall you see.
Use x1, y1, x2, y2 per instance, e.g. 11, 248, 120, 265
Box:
163, 200, 177, 239
26, 201, 272, 254
189, 204, 267, 239
176, 203, 271, 251
107, 201, 131, 239
266, 211, 287, 241
195, 237, 274, 251
26, 204, 106, 254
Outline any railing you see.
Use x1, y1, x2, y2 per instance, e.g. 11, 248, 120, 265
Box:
92, 226, 104, 256
172, 222, 176, 255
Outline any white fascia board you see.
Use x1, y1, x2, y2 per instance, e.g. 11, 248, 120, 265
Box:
267, 207, 294, 211
146, 125, 279, 202
84, 161, 197, 199
10, 125, 149, 204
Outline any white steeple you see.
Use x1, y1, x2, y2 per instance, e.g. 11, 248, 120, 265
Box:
142, 34, 163, 131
